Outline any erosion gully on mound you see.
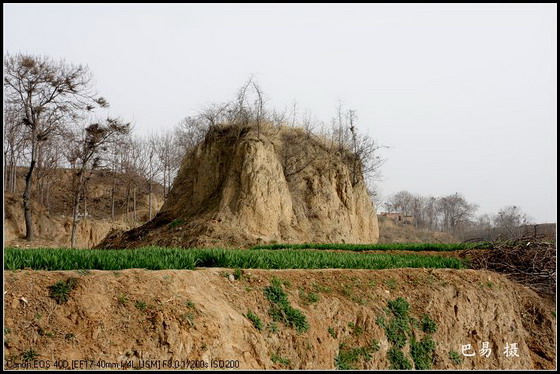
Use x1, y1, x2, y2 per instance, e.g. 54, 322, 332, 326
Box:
4, 268, 556, 370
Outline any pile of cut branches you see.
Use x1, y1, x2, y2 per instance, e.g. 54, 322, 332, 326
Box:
465, 237, 556, 296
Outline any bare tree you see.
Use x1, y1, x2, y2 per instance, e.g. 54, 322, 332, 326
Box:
66, 118, 130, 247
4, 53, 107, 240
438, 193, 478, 234
493, 205, 532, 238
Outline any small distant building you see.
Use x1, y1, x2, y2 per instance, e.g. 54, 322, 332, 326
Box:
380, 212, 414, 225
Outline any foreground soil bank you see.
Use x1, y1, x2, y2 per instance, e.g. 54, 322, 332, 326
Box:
3, 268, 556, 370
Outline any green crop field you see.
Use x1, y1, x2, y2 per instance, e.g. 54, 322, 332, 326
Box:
250, 242, 490, 252
4, 247, 467, 271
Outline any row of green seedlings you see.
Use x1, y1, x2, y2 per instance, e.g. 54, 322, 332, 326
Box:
4, 247, 466, 271
251, 242, 490, 252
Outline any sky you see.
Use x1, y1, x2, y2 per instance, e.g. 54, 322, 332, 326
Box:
3, 3, 557, 223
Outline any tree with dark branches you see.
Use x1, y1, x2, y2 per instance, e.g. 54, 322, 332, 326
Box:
4, 53, 108, 240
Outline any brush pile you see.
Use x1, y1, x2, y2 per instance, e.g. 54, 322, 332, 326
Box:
465, 237, 556, 296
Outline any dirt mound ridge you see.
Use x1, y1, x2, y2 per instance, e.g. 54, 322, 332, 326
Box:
4, 268, 555, 369
100, 124, 379, 248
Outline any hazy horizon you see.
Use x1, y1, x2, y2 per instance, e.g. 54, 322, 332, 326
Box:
3, 3, 557, 223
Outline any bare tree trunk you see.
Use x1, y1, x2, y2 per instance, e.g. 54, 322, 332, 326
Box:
133, 186, 137, 222
163, 170, 167, 198
45, 182, 50, 214
3, 153, 7, 193
83, 190, 87, 220
11, 162, 17, 193
111, 183, 115, 223
126, 186, 130, 222
70, 173, 84, 248
148, 180, 153, 220
23, 137, 37, 241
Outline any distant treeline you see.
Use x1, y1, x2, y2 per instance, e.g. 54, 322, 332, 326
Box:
382, 191, 540, 241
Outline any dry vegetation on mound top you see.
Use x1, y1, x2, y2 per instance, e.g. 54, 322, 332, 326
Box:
4, 268, 556, 370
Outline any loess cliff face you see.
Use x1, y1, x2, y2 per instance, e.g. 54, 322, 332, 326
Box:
101, 124, 379, 248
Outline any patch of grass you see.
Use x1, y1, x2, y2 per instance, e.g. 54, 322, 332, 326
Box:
388, 347, 413, 370
336, 342, 379, 370
421, 314, 437, 334
169, 218, 184, 228
368, 280, 377, 287
267, 322, 279, 334
233, 268, 244, 280
299, 288, 320, 304
184, 300, 196, 308
369, 339, 380, 352
312, 282, 332, 293
4, 328, 11, 335
48, 277, 79, 304
181, 312, 195, 326
410, 335, 436, 370
134, 301, 147, 312
384, 314, 410, 348
385, 279, 398, 290
4, 247, 467, 271
117, 294, 129, 305
381, 297, 438, 370
64, 333, 75, 341
328, 326, 337, 339
35, 313, 43, 320
348, 322, 364, 336
387, 297, 409, 317
264, 280, 309, 333
271, 353, 290, 366
75, 269, 90, 276
22, 349, 39, 362
449, 350, 463, 365
246, 310, 263, 331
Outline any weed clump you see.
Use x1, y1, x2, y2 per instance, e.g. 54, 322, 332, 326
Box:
246, 310, 263, 331
264, 278, 309, 333
449, 351, 463, 365
48, 277, 79, 304
381, 297, 439, 370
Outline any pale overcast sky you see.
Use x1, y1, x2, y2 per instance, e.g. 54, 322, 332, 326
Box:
3, 3, 557, 222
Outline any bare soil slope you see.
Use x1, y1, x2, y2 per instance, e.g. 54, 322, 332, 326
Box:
4, 169, 164, 248
100, 125, 379, 248
377, 216, 458, 244
4, 268, 555, 370
4, 195, 132, 249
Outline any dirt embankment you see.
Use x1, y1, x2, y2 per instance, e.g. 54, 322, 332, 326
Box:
4, 268, 555, 370
4, 195, 133, 249
4, 167, 165, 248
100, 124, 379, 249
